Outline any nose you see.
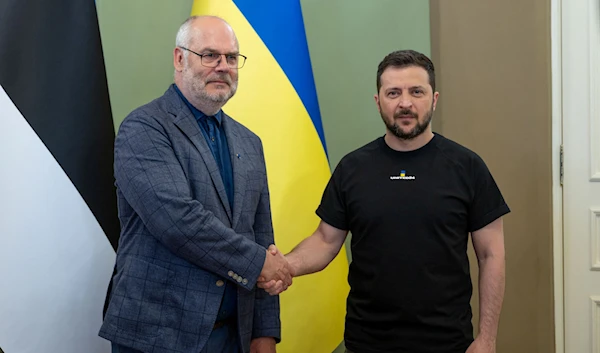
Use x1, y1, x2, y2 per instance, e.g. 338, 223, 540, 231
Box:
214, 54, 231, 72
398, 96, 413, 109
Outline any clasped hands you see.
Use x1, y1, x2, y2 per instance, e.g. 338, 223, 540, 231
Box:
257, 245, 294, 295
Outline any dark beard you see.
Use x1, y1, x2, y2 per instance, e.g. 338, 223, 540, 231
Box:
382, 108, 433, 140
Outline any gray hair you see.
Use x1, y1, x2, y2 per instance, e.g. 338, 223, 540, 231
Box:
175, 16, 200, 60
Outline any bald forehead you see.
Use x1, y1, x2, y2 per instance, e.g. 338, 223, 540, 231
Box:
189, 16, 239, 52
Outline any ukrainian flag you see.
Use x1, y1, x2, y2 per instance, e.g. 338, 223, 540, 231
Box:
190, 1, 349, 352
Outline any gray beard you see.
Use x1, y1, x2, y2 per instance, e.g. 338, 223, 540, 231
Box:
192, 80, 237, 104
182, 66, 238, 108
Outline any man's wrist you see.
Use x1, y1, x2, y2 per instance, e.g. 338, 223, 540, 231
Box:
284, 253, 300, 277
475, 333, 496, 345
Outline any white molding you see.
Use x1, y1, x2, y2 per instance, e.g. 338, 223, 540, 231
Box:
592, 209, 600, 270
592, 296, 600, 353
551, 0, 565, 350
590, 0, 600, 182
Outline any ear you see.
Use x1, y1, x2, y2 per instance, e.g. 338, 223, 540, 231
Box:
173, 47, 185, 72
432, 91, 440, 111
374, 93, 381, 113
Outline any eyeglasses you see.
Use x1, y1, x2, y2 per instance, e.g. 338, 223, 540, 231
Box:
178, 46, 247, 69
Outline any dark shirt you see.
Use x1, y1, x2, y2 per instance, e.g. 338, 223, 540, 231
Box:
317, 134, 510, 353
174, 84, 236, 322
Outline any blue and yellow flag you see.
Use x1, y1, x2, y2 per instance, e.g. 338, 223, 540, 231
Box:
190, 1, 349, 352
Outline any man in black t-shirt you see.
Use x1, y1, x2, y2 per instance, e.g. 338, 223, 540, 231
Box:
259, 50, 509, 353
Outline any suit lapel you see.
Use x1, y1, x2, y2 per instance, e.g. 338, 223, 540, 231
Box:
170, 93, 233, 223
222, 113, 247, 229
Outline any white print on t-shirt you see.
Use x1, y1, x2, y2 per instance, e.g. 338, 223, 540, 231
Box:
389, 169, 416, 180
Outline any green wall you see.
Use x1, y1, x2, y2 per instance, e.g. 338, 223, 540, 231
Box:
97, 1, 430, 352
97, 0, 194, 129
301, 0, 431, 169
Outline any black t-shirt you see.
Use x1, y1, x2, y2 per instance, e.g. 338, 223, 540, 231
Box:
316, 134, 510, 353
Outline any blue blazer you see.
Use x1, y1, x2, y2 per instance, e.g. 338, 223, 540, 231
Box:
99, 85, 280, 353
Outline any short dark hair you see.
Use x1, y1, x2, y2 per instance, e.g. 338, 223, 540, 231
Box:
376, 50, 436, 93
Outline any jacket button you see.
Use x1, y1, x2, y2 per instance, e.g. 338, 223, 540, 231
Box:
216, 280, 224, 287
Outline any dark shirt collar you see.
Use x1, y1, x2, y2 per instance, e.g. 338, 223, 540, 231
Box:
173, 83, 222, 125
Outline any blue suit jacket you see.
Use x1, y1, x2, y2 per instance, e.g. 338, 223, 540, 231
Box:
99, 85, 280, 353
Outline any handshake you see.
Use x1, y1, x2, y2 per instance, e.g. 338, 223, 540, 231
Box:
257, 245, 295, 295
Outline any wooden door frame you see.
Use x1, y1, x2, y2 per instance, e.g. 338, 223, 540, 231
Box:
551, 0, 564, 351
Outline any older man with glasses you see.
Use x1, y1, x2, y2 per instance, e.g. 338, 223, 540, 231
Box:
99, 15, 292, 353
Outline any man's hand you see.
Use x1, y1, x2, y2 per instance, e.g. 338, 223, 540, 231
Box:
250, 337, 276, 353
257, 245, 294, 295
465, 337, 495, 353
258, 245, 293, 294
257, 221, 348, 295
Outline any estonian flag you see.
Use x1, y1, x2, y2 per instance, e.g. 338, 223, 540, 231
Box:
0, 0, 120, 352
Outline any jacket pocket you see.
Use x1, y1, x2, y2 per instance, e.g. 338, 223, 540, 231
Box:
107, 257, 175, 338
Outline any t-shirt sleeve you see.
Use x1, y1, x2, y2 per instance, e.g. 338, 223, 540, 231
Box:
316, 160, 349, 231
468, 154, 511, 232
